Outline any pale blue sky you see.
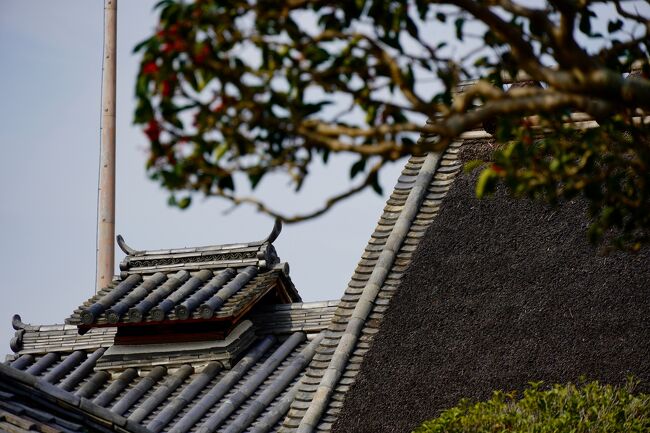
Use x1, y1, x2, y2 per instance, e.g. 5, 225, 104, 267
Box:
0, 1, 403, 350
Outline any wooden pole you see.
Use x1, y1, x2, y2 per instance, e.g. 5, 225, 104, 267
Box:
96, 0, 117, 293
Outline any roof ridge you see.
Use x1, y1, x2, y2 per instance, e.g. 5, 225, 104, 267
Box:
295, 152, 444, 433
114, 219, 284, 278
117, 219, 282, 258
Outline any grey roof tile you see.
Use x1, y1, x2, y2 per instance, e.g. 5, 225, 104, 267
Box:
3, 307, 330, 433
284, 147, 464, 432
69, 268, 299, 329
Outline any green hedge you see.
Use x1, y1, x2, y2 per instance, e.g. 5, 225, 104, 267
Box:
414, 381, 650, 433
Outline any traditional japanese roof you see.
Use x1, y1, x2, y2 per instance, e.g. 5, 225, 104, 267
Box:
331, 142, 650, 432
3, 130, 470, 433
5, 299, 338, 433
117, 219, 284, 278
282, 132, 469, 432
277, 130, 650, 433
67, 220, 300, 331
0, 361, 148, 433
7, 110, 648, 433
4, 218, 342, 433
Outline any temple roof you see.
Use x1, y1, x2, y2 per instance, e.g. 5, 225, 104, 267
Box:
6, 301, 337, 433
4, 218, 339, 433
0, 360, 149, 433
3, 132, 468, 433
68, 267, 298, 328
67, 220, 300, 330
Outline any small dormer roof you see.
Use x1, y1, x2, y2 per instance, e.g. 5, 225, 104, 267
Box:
66, 219, 300, 332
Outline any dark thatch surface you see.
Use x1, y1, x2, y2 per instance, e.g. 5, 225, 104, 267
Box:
333, 168, 650, 433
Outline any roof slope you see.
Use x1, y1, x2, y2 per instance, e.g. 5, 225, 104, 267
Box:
332, 153, 650, 432
5, 301, 337, 433
281, 138, 467, 432
68, 268, 298, 328
0, 361, 148, 433
4, 218, 338, 433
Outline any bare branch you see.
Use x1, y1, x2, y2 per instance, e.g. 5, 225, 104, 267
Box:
215, 161, 385, 223
423, 91, 615, 151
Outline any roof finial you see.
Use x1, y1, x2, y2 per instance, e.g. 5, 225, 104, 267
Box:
12, 314, 25, 331
117, 234, 141, 255
264, 218, 283, 244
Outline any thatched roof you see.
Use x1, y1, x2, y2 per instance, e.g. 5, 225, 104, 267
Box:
332, 148, 650, 433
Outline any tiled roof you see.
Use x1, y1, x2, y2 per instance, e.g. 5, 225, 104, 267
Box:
10, 315, 116, 355
3, 214, 342, 433
10, 302, 338, 357
251, 302, 339, 336
3, 128, 487, 433
282, 135, 470, 431
117, 219, 283, 278
68, 268, 299, 328
5, 331, 326, 433
0, 361, 148, 433
4, 299, 337, 433
67, 220, 300, 329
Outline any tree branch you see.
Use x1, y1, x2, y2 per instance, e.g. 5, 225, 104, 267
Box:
215, 161, 385, 223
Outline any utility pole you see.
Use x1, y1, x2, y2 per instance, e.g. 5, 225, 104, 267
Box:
96, 0, 117, 293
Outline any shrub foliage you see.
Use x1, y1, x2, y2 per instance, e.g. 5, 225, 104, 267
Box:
414, 381, 650, 433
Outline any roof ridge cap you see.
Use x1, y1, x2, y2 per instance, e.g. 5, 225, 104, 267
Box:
117, 219, 283, 259
296, 151, 444, 432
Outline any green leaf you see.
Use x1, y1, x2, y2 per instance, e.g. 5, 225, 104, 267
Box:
405, 17, 419, 39
177, 196, 192, 209
529, 19, 545, 37
476, 168, 497, 198
133, 36, 156, 53
608, 19, 623, 33
369, 172, 383, 195
350, 158, 367, 179
213, 142, 228, 161
218, 175, 234, 191
249, 170, 266, 190
464, 159, 485, 173
579, 12, 592, 36
454, 18, 465, 41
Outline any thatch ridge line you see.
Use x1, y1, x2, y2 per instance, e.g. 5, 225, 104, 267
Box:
296, 151, 443, 433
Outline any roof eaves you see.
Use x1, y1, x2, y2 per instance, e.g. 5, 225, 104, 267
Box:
0, 362, 149, 433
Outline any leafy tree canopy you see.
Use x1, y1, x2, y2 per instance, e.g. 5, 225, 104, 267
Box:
134, 0, 650, 250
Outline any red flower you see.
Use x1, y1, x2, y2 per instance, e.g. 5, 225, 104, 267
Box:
144, 120, 161, 142
162, 81, 173, 97
142, 61, 158, 75
173, 40, 186, 52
